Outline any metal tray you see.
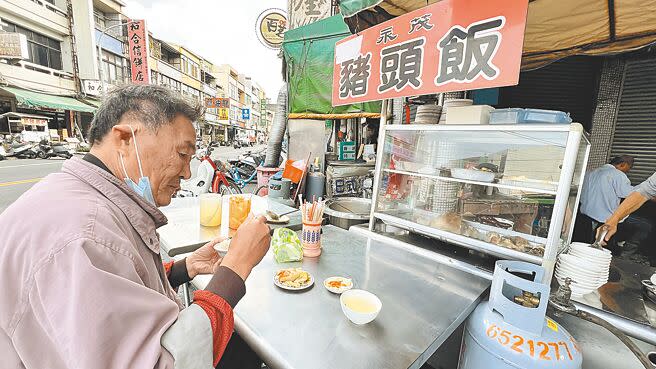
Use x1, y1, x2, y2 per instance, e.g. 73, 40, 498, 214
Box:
374, 209, 543, 264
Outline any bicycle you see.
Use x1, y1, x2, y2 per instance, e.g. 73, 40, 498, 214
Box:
226, 160, 264, 190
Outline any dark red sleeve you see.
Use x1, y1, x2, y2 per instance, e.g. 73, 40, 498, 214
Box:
193, 290, 235, 366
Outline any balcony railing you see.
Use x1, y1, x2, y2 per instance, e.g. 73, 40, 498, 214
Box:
18, 61, 74, 80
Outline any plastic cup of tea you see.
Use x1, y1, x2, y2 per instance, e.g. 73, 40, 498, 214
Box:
199, 193, 222, 227
229, 194, 252, 230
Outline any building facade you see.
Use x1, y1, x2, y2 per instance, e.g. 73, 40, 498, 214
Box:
0, 0, 269, 144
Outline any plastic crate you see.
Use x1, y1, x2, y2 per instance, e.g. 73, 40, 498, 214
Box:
489, 108, 524, 124
522, 109, 572, 124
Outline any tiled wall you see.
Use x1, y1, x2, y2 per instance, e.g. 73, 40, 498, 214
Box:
588, 57, 626, 170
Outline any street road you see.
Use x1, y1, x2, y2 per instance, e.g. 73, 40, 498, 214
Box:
0, 144, 266, 214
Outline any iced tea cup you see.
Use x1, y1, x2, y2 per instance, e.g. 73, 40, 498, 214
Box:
199, 193, 222, 227
229, 194, 252, 230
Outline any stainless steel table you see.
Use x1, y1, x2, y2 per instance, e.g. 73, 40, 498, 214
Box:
158, 196, 301, 256
188, 225, 490, 369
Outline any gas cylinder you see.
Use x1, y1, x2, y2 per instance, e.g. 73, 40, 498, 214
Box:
459, 260, 582, 369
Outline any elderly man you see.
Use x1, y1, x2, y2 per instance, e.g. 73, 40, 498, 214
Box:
0, 85, 270, 368
575, 155, 652, 258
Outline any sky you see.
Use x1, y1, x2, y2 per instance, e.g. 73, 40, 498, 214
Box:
124, 0, 286, 101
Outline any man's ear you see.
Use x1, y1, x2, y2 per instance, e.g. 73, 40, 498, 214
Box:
111, 124, 144, 153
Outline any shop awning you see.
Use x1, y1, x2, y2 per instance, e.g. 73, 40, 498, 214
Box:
80, 98, 102, 108
282, 15, 381, 116
0, 87, 97, 113
339, 0, 656, 70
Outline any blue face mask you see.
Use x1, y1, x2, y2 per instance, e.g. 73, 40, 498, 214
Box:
119, 126, 156, 205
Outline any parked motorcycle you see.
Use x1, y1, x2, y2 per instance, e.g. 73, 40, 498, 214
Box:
177, 145, 241, 197
35, 140, 73, 159
1, 137, 37, 159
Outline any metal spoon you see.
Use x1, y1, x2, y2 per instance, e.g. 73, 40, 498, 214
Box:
591, 226, 609, 250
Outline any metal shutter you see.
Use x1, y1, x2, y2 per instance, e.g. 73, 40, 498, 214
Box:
498, 56, 600, 131
610, 57, 656, 184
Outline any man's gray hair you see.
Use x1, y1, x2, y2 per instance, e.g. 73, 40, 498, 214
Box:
88, 84, 204, 145
609, 155, 635, 167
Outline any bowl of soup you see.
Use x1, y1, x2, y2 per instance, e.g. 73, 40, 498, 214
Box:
340, 289, 382, 325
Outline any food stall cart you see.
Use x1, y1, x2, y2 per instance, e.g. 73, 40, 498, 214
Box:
154, 0, 656, 367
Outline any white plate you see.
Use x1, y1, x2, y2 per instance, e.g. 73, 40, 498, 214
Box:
273, 269, 314, 291
451, 168, 495, 183
266, 214, 290, 224
213, 238, 231, 253
323, 276, 354, 294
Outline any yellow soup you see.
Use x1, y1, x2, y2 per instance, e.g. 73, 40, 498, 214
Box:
343, 296, 378, 314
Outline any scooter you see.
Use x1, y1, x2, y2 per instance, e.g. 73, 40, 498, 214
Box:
228, 149, 265, 181
35, 140, 73, 159
177, 145, 242, 197
3, 139, 37, 159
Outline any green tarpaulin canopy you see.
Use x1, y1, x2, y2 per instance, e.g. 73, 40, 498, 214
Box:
1, 86, 97, 113
282, 15, 381, 115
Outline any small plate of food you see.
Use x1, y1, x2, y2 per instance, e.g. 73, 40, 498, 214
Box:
323, 276, 353, 294
274, 268, 314, 291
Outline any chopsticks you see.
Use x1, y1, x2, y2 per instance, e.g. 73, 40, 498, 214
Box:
299, 195, 325, 223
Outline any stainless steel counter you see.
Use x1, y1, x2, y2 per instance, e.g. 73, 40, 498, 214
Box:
158, 196, 301, 256
188, 225, 490, 369
350, 225, 656, 368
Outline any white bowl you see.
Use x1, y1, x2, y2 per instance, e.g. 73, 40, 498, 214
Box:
569, 250, 612, 259
569, 243, 612, 257
555, 274, 602, 289
340, 289, 382, 325
555, 263, 607, 282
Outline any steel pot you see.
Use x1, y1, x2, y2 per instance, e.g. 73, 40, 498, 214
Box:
324, 197, 371, 230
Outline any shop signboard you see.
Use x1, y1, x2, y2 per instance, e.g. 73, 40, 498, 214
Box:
0, 33, 29, 60
331, 0, 528, 106
206, 98, 230, 120
241, 108, 251, 120
288, 0, 330, 29
20, 117, 47, 126
82, 79, 103, 96
256, 9, 287, 49
127, 20, 150, 84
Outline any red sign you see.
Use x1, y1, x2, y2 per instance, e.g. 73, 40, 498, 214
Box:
127, 20, 149, 84
332, 0, 528, 106
205, 97, 230, 109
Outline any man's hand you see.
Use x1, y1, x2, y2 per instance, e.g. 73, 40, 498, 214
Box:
597, 223, 617, 243
186, 237, 225, 279
220, 215, 271, 280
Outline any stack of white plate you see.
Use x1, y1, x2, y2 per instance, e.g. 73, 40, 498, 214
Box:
415, 104, 442, 124
438, 99, 473, 124
555, 242, 612, 297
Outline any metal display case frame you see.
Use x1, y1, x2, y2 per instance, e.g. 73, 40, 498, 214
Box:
368, 110, 591, 284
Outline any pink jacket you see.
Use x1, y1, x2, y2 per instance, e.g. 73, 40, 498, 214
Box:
0, 157, 234, 369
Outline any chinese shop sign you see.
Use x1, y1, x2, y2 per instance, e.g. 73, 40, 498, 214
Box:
332, 0, 528, 106
288, 0, 330, 29
256, 9, 288, 49
206, 98, 230, 120
127, 20, 150, 84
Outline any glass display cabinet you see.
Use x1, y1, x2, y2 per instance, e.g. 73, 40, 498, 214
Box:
369, 123, 590, 270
